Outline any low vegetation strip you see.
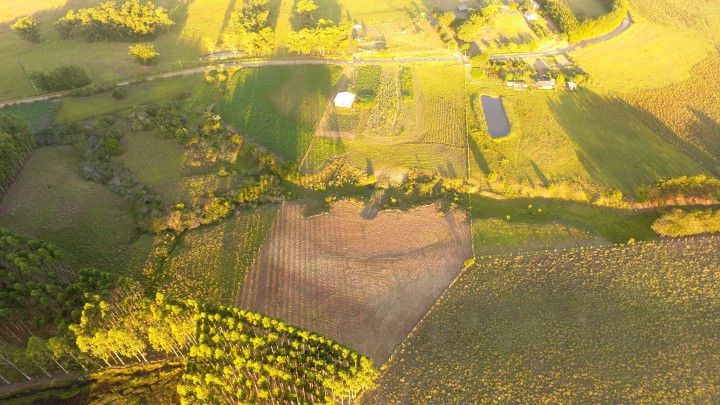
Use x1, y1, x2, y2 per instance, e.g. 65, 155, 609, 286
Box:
365, 237, 720, 403
652, 208, 720, 237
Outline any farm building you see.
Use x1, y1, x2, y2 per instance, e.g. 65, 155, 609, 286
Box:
567, 81, 578, 90
530, 0, 540, 9
334, 92, 357, 108
506, 81, 529, 91
536, 78, 556, 90
524, 10, 539, 21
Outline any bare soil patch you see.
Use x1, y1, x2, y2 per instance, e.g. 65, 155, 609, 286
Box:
238, 201, 473, 363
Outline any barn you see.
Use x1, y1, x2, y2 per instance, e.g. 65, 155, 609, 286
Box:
334, 91, 357, 108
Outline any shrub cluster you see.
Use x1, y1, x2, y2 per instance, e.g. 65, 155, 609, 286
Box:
286, 20, 353, 56
56, 0, 174, 41
11, 17, 41, 43
30, 65, 92, 92
652, 209, 720, 237
129, 43, 160, 64
385, 170, 466, 210
223, 0, 274, 55
128, 103, 186, 138
636, 175, 720, 205
537, 0, 628, 43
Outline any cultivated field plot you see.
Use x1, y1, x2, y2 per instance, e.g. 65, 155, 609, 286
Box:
162, 206, 279, 306
0, 146, 136, 274
0, 100, 59, 131
220, 65, 343, 161
365, 237, 720, 403
304, 63, 468, 178
238, 201, 473, 362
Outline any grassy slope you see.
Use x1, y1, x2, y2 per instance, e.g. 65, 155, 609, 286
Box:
0, 146, 137, 274
0, 0, 235, 101
57, 75, 216, 123
163, 206, 279, 306
219, 65, 342, 161
366, 237, 720, 403
468, 88, 705, 196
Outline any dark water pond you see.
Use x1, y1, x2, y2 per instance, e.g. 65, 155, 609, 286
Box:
480, 95, 511, 138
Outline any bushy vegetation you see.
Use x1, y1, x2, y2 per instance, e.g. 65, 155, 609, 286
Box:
636, 175, 720, 205
55, 0, 174, 41
652, 208, 720, 237
10, 17, 41, 43
128, 43, 160, 64
30, 65, 92, 92
538, 0, 629, 42
286, 19, 353, 56
223, 0, 274, 55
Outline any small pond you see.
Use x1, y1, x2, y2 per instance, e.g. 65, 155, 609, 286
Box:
480, 95, 511, 138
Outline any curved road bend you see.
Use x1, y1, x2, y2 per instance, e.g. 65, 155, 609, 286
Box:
490, 13, 634, 60
0, 15, 633, 108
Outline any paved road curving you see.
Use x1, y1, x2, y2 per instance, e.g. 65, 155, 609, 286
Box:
490, 13, 634, 60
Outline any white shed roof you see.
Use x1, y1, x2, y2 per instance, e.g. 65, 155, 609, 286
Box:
334, 91, 357, 108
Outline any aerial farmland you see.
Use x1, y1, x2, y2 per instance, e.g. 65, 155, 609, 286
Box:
0, 0, 718, 402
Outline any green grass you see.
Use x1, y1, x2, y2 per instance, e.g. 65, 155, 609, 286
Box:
468, 194, 658, 243
0, 0, 237, 101
565, 0, 612, 20
0, 146, 137, 274
467, 88, 706, 196
219, 65, 342, 161
0, 99, 59, 131
162, 206, 279, 306
366, 237, 720, 403
57, 75, 217, 123
570, 19, 712, 92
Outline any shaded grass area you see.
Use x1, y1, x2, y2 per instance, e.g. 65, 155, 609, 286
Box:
565, 0, 612, 20
468, 194, 658, 243
219, 65, 342, 161
0, 146, 138, 274
366, 237, 720, 403
0, 100, 59, 131
467, 88, 706, 196
162, 206, 279, 306
57, 75, 217, 123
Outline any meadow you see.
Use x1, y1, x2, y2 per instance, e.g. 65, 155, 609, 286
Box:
366, 236, 720, 403
220, 65, 343, 161
0, 100, 59, 131
0, 146, 137, 274
466, 86, 706, 197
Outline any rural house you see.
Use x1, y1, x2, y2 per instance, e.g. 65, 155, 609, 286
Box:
334, 91, 357, 108
536, 78, 556, 90
524, 10, 539, 21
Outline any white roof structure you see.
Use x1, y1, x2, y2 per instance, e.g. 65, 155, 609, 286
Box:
334, 92, 357, 108
524, 10, 539, 21
567, 81, 578, 90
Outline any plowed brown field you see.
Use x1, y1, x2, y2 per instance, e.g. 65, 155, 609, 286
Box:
238, 201, 473, 362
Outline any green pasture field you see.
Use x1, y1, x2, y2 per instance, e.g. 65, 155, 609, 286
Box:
570, 19, 712, 93
564, 0, 612, 20
0, 0, 236, 101
162, 206, 279, 306
57, 74, 217, 123
0, 146, 137, 274
366, 237, 720, 402
219, 64, 343, 161
467, 87, 706, 196
468, 194, 658, 244
0, 100, 59, 131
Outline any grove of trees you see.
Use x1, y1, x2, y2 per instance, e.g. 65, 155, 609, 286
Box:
55, 0, 174, 41
223, 0, 275, 55
0, 115, 34, 193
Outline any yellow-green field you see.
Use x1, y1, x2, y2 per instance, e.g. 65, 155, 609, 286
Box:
0, 146, 137, 273
467, 87, 706, 197
365, 237, 720, 403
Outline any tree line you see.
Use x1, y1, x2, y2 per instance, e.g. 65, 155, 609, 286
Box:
0, 115, 34, 194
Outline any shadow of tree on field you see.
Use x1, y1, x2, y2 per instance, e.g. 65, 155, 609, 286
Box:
548, 90, 706, 196
686, 107, 720, 162
290, 0, 343, 30
218, 0, 240, 37
530, 160, 548, 187
468, 135, 491, 175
